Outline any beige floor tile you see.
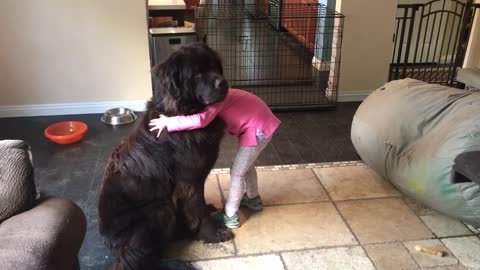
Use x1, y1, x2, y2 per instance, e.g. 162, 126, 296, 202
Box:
165, 240, 235, 261
465, 223, 480, 234
205, 175, 223, 209
337, 198, 433, 244
403, 239, 458, 268
420, 215, 472, 237
234, 203, 356, 254
314, 166, 401, 201
441, 236, 480, 269
404, 197, 439, 216
218, 169, 329, 206
364, 243, 418, 270
423, 265, 467, 270
281, 246, 375, 270
193, 254, 285, 270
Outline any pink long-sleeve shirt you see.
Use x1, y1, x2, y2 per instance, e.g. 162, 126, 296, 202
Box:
164, 89, 281, 147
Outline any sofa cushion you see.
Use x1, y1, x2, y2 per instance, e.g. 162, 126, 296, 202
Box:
0, 140, 36, 223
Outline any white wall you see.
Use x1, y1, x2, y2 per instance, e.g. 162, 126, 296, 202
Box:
4, 0, 467, 113
464, 1, 480, 68
0, 0, 152, 115
335, 0, 398, 94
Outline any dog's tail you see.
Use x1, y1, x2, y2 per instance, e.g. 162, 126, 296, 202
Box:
111, 246, 197, 270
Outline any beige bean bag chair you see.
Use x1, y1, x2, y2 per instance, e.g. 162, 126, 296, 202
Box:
351, 79, 480, 226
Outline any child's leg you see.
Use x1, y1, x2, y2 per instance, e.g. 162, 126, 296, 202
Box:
244, 166, 259, 199
244, 130, 271, 199
225, 130, 271, 217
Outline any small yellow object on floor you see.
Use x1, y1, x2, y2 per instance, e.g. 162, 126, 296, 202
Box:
414, 245, 445, 257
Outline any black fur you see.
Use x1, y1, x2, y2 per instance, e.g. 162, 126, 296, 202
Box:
98, 42, 233, 270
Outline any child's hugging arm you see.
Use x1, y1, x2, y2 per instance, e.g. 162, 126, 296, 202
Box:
149, 106, 219, 137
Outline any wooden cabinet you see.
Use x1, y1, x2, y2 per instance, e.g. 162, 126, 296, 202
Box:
281, 0, 318, 52
184, 0, 199, 9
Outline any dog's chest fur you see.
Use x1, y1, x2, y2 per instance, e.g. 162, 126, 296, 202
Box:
105, 113, 224, 187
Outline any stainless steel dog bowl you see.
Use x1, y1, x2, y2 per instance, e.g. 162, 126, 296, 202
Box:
101, 107, 138, 125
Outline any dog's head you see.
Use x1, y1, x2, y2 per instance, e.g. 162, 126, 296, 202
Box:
150, 42, 229, 116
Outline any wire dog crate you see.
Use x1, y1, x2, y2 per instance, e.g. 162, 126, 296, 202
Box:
195, 3, 344, 110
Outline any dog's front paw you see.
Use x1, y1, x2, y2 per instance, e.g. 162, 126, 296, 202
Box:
202, 227, 234, 243
197, 217, 234, 243
214, 227, 234, 242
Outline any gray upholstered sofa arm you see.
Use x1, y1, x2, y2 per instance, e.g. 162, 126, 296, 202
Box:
0, 196, 87, 270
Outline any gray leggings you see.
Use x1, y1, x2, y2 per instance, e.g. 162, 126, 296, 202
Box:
225, 129, 271, 217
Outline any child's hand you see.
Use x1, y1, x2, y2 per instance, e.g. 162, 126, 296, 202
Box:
149, 115, 168, 138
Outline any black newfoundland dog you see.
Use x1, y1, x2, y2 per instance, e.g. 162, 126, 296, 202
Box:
98, 42, 233, 270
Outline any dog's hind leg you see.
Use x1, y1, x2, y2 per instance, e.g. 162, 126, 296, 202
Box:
173, 181, 234, 243
110, 207, 192, 270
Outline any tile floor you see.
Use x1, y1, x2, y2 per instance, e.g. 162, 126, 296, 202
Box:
166, 162, 480, 270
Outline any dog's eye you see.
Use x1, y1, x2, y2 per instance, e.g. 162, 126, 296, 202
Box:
194, 74, 202, 80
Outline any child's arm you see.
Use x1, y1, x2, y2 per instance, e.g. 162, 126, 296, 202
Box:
149, 106, 219, 137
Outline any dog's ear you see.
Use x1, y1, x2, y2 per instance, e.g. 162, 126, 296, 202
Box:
152, 63, 181, 99
151, 62, 186, 114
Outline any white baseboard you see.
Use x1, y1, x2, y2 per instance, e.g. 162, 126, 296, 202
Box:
0, 100, 147, 118
0, 92, 371, 118
338, 91, 373, 102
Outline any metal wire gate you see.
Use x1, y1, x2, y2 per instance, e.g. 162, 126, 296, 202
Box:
389, 0, 480, 86
195, 3, 344, 110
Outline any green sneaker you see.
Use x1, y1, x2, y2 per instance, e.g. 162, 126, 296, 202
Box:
240, 194, 263, 211
211, 210, 240, 229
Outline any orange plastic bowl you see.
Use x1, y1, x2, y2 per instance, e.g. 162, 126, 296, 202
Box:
44, 121, 88, 144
